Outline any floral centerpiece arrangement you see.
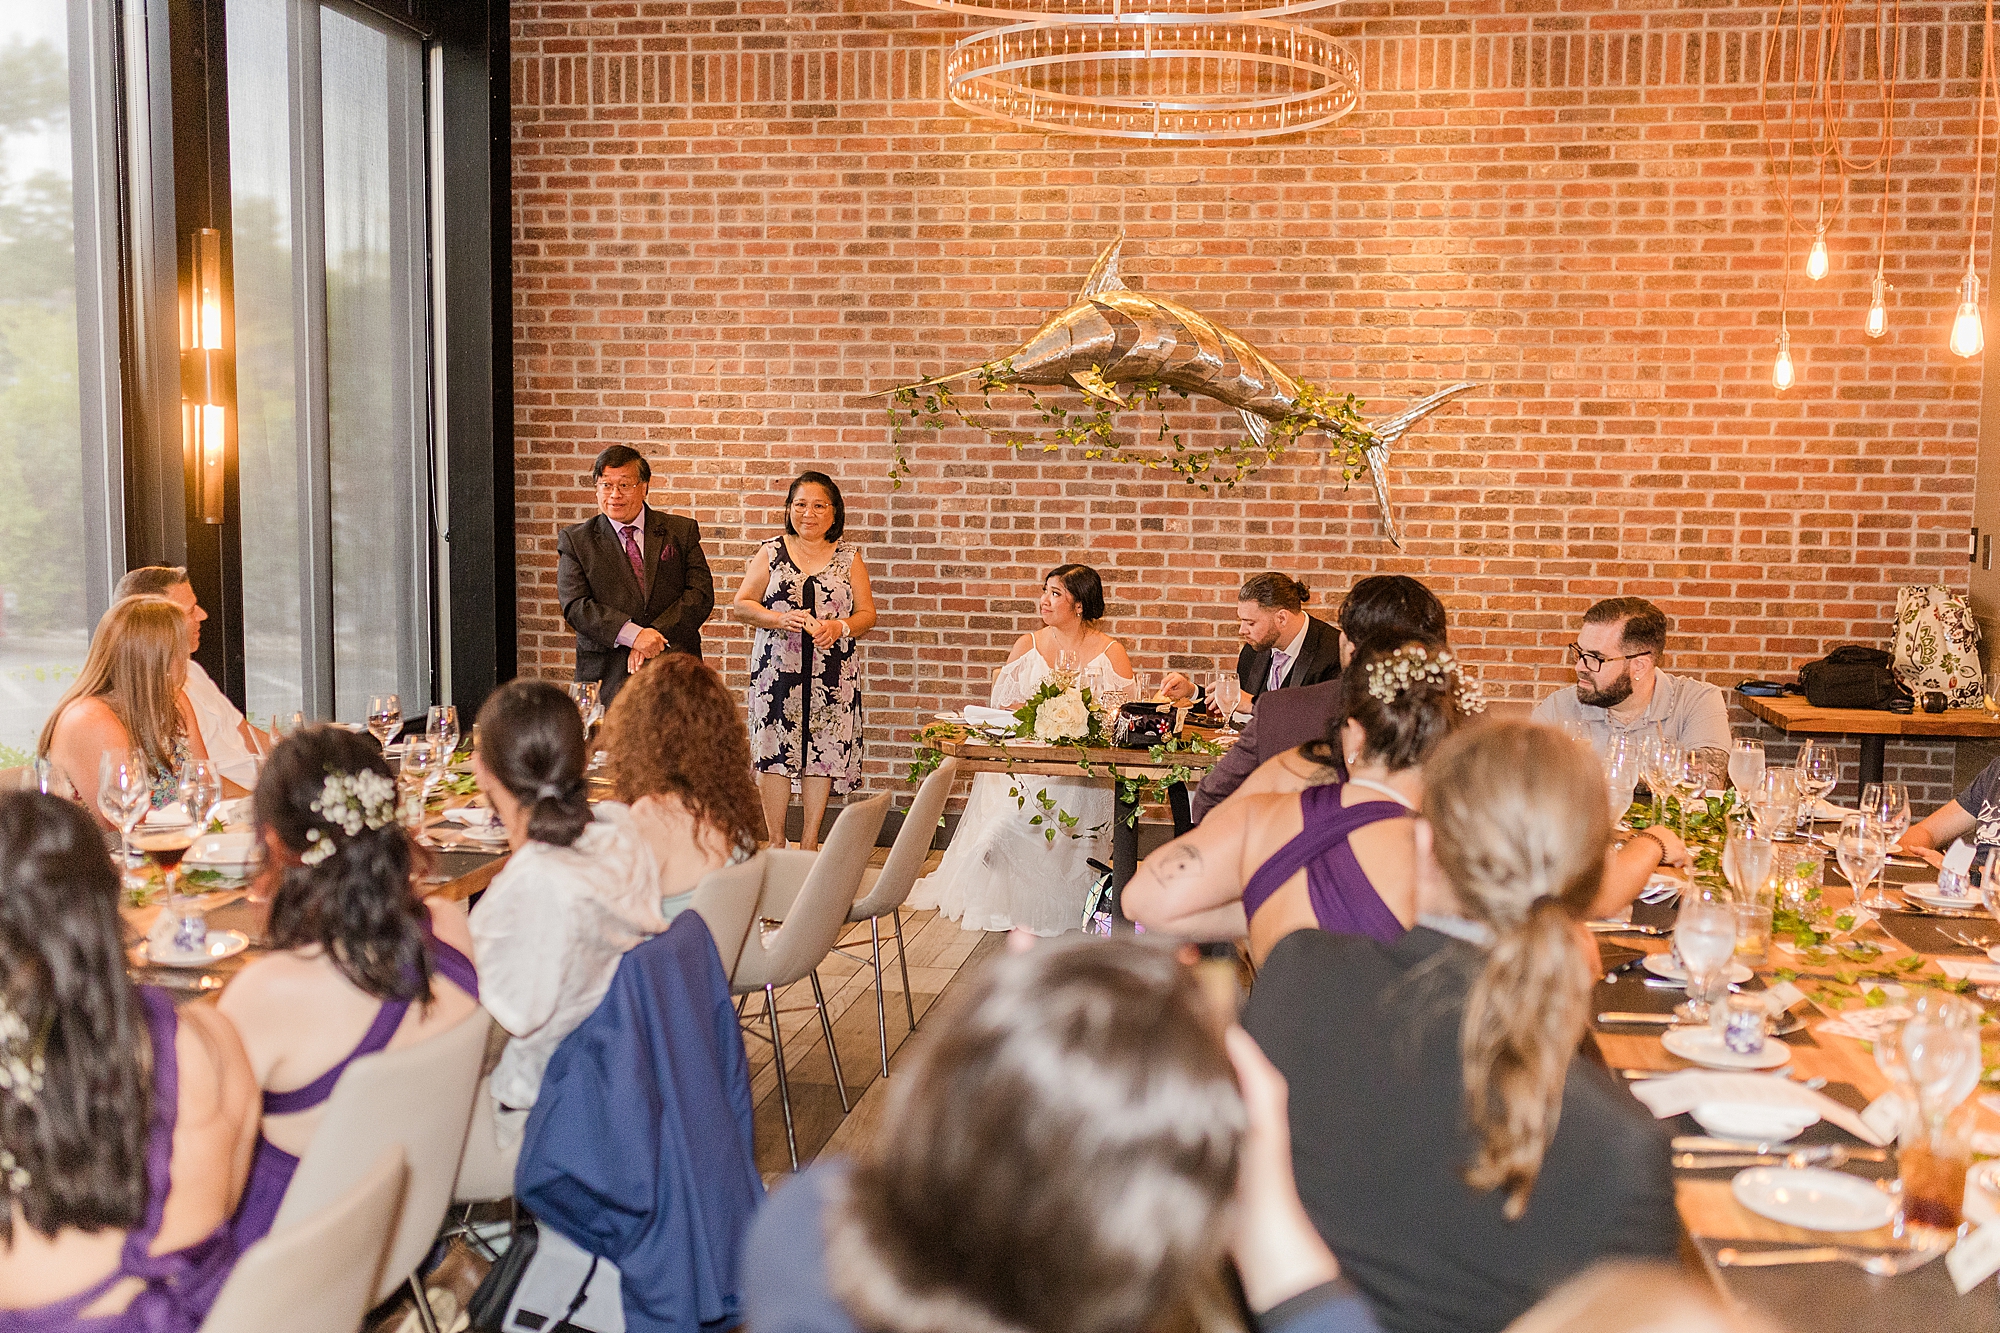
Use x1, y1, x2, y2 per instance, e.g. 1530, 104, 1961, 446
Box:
1014, 672, 1107, 747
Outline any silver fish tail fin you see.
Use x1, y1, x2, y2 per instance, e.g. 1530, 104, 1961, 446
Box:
1341, 380, 1478, 550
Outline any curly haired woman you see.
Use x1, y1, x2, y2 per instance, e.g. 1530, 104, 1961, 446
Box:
468, 660, 765, 1134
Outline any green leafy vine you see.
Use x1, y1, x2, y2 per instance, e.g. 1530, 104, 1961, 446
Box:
884, 361, 1377, 494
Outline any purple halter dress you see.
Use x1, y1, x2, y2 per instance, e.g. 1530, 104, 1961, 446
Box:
7, 988, 238, 1333
229, 927, 478, 1249
1240, 782, 1409, 946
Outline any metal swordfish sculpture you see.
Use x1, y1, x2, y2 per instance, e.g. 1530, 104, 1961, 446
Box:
869, 236, 1477, 548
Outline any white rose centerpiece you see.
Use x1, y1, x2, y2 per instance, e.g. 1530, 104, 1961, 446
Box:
1031, 687, 1092, 744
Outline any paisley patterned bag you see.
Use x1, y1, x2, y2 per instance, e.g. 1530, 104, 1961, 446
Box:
1892, 584, 1983, 707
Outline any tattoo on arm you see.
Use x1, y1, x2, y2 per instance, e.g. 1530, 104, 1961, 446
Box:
1155, 843, 1205, 886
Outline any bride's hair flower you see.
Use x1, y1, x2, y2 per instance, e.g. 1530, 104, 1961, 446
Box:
301, 767, 400, 867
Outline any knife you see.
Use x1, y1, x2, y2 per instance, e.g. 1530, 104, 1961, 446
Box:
1672, 1136, 1887, 1161
1587, 921, 1670, 936
1598, 1012, 1677, 1025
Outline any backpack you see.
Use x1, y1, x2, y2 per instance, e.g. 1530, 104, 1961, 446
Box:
1797, 646, 1905, 710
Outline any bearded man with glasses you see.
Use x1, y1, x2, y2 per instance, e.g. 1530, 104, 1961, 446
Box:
556, 445, 715, 703
1530, 596, 1731, 753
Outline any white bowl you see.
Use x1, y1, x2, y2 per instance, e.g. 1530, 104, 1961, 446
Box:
1692, 1101, 1819, 1144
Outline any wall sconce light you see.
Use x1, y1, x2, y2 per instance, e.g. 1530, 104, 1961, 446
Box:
181, 227, 228, 524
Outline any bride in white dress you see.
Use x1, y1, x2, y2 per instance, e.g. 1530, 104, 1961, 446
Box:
910, 565, 1137, 936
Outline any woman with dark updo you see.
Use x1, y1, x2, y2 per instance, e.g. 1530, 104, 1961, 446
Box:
218, 726, 480, 1248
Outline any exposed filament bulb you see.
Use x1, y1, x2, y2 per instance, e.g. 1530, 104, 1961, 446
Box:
1951, 260, 1984, 359
1806, 228, 1830, 282
1772, 320, 1795, 391
1866, 266, 1888, 338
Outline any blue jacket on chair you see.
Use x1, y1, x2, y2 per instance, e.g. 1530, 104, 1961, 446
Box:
517, 910, 765, 1331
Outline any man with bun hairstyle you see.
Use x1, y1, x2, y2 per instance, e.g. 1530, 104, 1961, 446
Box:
1164, 571, 1342, 715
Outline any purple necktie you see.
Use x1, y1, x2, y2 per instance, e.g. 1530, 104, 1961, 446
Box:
1268, 649, 1289, 692
620, 524, 646, 591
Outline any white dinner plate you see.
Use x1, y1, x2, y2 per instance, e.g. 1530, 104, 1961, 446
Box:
1691, 1101, 1819, 1144
1661, 1025, 1792, 1070
1902, 883, 1980, 912
1730, 1166, 1897, 1233
138, 929, 250, 968
184, 830, 259, 871
1643, 954, 1754, 985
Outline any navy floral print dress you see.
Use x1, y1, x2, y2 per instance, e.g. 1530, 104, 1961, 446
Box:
749, 537, 862, 792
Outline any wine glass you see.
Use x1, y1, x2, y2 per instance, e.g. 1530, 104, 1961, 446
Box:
1670, 748, 1707, 839
178, 759, 222, 831
1727, 739, 1766, 795
1835, 814, 1892, 912
399, 737, 441, 833
1794, 739, 1839, 835
1055, 649, 1080, 683
1721, 811, 1777, 963
1209, 676, 1241, 732
1639, 732, 1678, 825
1749, 767, 1801, 838
1861, 781, 1911, 842
1673, 887, 1738, 1025
1602, 732, 1640, 823
427, 704, 460, 757
366, 694, 402, 748
97, 752, 151, 874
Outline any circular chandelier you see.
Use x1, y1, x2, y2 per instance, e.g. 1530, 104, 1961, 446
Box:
906, 0, 1343, 20
945, 18, 1361, 142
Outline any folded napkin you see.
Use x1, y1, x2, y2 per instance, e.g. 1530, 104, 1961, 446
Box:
142, 802, 191, 827
1938, 958, 2000, 984
441, 807, 501, 828
963, 705, 1019, 730
1814, 1004, 1913, 1042
1628, 1069, 1889, 1146
1812, 797, 1860, 820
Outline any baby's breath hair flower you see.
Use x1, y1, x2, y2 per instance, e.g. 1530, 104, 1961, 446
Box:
301, 768, 400, 867
1365, 645, 1486, 714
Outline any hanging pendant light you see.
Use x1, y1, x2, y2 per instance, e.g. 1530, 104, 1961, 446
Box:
1951, 256, 1985, 359
1807, 224, 1830, 281
1772, 317, 1796, 391
1866, 263, 1889, 338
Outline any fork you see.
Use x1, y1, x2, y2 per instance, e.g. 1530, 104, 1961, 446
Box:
1714, 1245, 1945, 1276
1945, 928, 1994, 951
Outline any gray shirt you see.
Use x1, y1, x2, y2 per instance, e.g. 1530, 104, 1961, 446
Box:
1531, 669, 1732, 754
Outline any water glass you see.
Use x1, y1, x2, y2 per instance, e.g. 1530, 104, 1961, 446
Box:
366, 694, 402, 748
1897, 995, 1984, 1242
1673, 888, 1737, 1025
1722, 813, 1777, 963
1750, 767, 1802, 839
1208, 676, 1241, 730
1670, 748, 1708, 838
1727, 739, 1766, 795
1834, 814, 1892, 911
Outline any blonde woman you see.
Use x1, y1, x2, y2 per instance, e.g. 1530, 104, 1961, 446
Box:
1242, 721, 1676, 1333
38, 597, 218, 820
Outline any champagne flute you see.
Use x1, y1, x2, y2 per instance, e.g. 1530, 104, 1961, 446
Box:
97, 752, 151, 874
1639, 732, 1677, 825
1673, 888, 1738, 1025
1727, 739, 1766, 795
1834, 814, 1892, 912
1670, 748, 1706, 840
366, 694, 402, 749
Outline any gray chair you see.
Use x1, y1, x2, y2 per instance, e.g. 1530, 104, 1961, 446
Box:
200, 1148, 407, 1333
731, 791, 891, 1169
271, 1006, 492, 1333
839, 757, 957, 1076
691, 855, 763, 980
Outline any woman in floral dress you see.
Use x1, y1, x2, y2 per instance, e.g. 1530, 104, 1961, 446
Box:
732, 472, 877, 850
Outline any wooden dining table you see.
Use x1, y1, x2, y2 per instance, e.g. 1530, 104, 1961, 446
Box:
1736, 692, 2000, 792
1592, 850, 2000, 1328
935, 730, 1230, 918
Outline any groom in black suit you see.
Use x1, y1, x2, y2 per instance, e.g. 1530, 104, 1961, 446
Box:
556, 445, 715, 703
1164, 571, 1344, 715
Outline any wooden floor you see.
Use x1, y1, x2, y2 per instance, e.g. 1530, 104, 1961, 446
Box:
741, 849, 1008, 1180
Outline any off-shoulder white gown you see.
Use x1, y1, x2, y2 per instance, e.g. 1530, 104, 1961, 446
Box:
909, 647, 1136, 936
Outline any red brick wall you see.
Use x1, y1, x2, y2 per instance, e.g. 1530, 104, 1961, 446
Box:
510, 0, 1992, 810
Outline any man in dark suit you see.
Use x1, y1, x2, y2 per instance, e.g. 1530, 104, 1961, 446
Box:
1163, 572, 1343, 716
556, 444, 715, 703
1189, 575, 1447, 823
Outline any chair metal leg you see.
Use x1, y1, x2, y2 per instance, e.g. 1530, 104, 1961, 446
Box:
893, 907, 917, 1032
765, 984, 799, 1171
408, 1272, 443, 1333
870, 916, 890, 1078
809, 969, 851, 1114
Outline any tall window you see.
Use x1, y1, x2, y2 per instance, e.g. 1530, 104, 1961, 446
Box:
229, 0, 431, 725
0, 4, 95, 760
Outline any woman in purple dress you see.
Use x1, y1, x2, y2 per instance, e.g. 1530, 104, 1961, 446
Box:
218, 727, 480, 1247
0, 793, 258, 1332
1124, 640, 1480, 965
